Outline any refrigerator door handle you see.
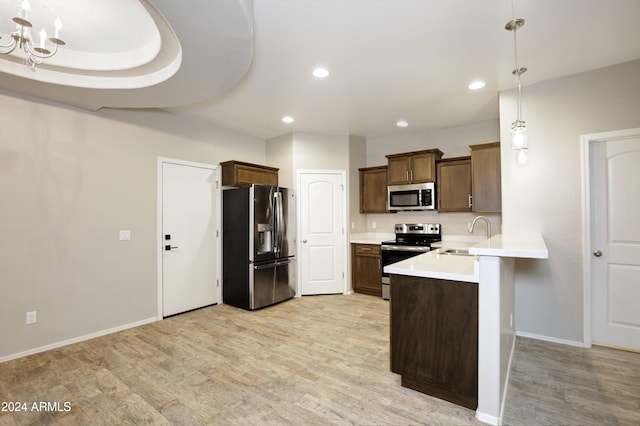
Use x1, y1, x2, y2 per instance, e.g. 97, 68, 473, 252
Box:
274, 191, 284, 254
272, 192, 278, 253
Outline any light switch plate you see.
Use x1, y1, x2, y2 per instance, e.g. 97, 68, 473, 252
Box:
119, 230, 131, 241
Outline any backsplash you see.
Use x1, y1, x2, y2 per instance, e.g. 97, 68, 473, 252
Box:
364, 211, 502, 238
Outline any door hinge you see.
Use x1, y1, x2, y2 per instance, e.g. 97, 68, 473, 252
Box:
216, 229, 219, 238
217, 279, 220, 288
341, 184, 344, 191
216, 181, 219, 189
342, 272, 345, 278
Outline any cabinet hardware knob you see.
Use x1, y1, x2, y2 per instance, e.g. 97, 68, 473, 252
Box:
593, 250, 603, 257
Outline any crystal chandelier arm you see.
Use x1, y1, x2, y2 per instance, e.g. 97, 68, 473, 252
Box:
0, 36, 19, 53
24, 38, 61, 59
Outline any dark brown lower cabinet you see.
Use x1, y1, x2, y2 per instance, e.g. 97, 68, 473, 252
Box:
390, 274, 478, 410
351, 244, 382, 297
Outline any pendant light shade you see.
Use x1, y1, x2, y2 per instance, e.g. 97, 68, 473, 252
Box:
511, 120, 527, 149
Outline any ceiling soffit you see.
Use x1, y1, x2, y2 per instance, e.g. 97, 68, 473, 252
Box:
0, 0, 254, 110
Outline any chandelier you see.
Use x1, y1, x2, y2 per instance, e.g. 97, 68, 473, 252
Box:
0, 0, 65, 71
505, 1, 528, 165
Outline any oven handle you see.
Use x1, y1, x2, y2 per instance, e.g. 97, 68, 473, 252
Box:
381, 245, 431, 252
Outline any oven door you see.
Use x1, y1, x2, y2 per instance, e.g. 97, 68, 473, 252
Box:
381, 245, 430, 300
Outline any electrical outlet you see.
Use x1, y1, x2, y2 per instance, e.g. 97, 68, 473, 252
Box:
26, 311, 37, 325
119, 230, 131, 241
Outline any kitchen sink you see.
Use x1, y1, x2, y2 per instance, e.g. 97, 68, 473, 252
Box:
440, 248, 472, 256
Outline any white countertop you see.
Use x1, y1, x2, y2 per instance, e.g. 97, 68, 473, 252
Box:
431, 238, 483, 250
383, 234, 548, 283
384, 249, 480, 283
468, 234, 549, 259
350, 232, 394, 245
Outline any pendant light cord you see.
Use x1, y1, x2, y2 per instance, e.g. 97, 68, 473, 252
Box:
511, 0, 523, 123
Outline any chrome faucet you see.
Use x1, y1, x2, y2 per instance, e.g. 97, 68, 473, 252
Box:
468, 216, 491, 240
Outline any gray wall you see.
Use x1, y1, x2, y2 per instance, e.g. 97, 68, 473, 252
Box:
500, 59, 640, 343
0, 93, 266, 360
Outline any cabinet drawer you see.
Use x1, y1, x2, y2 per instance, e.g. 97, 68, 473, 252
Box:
354, 244, 381, 255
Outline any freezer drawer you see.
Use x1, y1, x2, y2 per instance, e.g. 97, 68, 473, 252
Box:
250, 258, 296, 310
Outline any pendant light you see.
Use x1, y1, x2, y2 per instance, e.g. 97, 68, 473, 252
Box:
505, 1, 528, 163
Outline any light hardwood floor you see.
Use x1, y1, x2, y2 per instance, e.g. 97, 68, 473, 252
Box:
1, 293, 638, 425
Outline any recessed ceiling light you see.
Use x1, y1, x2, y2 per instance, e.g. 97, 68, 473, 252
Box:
396, 120, 409, 128
282, 116, 294, 124
312, 67, 329, 78
468, 81, 486, 90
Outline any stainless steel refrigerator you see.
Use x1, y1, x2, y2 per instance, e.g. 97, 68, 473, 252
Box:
222, 184, 296, 310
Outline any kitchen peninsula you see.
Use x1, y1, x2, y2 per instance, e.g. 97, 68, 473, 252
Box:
385, 234, 548, 426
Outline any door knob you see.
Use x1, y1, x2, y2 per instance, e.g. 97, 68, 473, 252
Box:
302, 239, 308, 243
165, 245, 179, 251
593, 250, 603, 257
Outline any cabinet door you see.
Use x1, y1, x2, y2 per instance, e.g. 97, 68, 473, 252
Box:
390, 275, 478, 409
410, 152, 438, 183
387, 156, 412, 185
470, 142, 501, 212
352, 244, 382, 296
235, 164, 278, 186
221, 161, 279, 186
360, 167, 388, 213
437, 158, 471, 212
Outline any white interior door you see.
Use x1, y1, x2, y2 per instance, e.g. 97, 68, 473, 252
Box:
161, 160, 218, 317
298, 171, 346, 295
591, 134, 640, 350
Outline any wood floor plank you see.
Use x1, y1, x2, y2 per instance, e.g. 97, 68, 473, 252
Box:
1, 293, 639, 425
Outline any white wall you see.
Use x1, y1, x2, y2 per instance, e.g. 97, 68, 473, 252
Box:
0, 93, 266, 360
266, 133, 294, 188
291, 132, 351, 171
500, 59, 640, 343
365, 120, 501, 237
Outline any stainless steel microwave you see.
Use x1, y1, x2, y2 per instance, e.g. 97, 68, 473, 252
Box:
387, 182, 436, 211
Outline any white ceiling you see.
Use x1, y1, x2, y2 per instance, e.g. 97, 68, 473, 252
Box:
1, 0, 640, 140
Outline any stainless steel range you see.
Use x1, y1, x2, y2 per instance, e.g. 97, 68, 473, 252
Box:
381, 223, 442, 300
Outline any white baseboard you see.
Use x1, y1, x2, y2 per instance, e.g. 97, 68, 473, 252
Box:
516, 331, 586, 348
476, 411, 500, 426
0, 317, 158, 363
